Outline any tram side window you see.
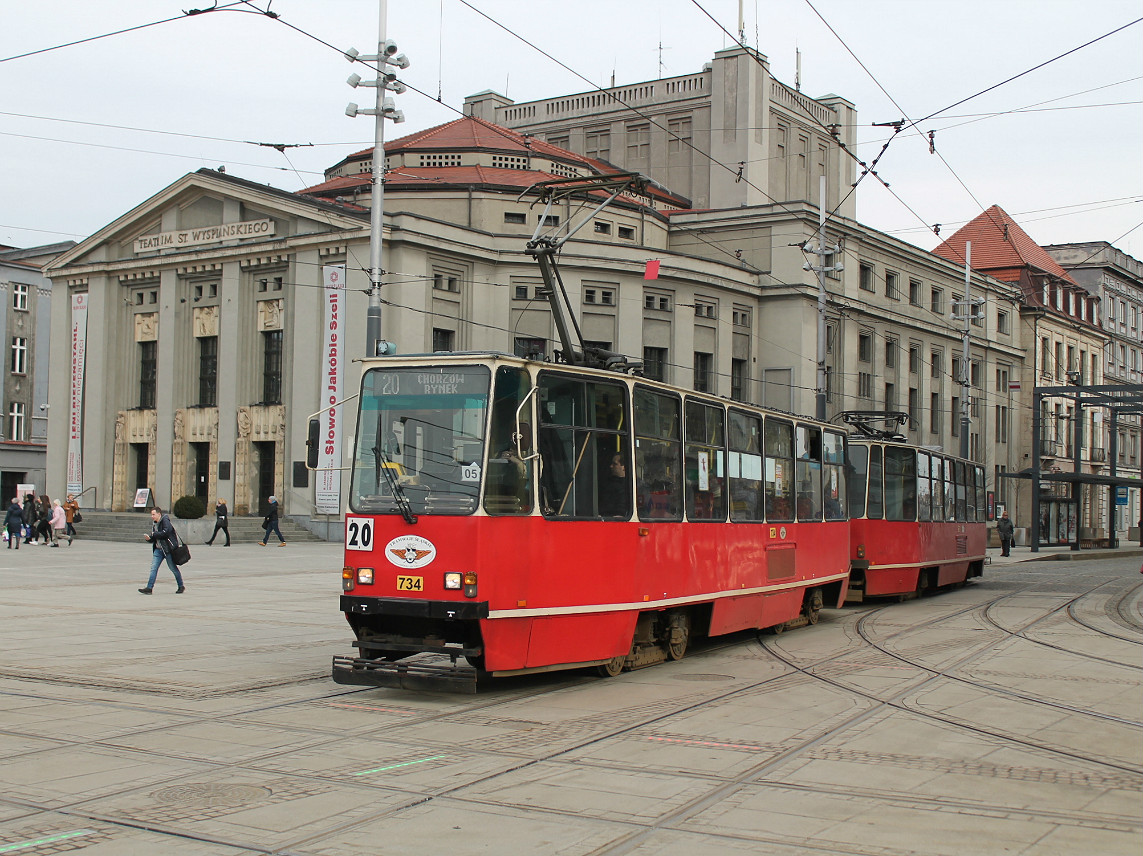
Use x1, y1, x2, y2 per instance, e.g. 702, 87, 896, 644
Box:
975, 466, 986, 521
884, 446, 917, 521
931, 455, 945, 521
944, 459, 956, 520
866, 445, 884, 519
916, 451, 932, 522
954, 460, 967, 520
965, 465, 976, 521
484, 366, 534, 516
685, 400, 727, 521
634, 387, 682, 520
729, 410, 764, 522
846, 444, 868, 519
823, 430, 847, 520
795, 424, 823, 521
537, 374, 630, 519
765, 419, 794, 522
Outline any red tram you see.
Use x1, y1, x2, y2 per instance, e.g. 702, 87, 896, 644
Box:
330, 354, 852, 690
845, 434, 987, 601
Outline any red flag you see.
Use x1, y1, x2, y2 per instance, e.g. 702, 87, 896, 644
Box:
643, 259, 661, 280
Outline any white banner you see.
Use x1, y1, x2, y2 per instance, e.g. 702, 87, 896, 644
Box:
66, 293, 88, 496
316, 265, 346, 514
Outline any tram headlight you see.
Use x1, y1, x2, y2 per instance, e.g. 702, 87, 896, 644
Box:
357, 567, 374, 585
463, 572, 478, 599
443, 572, 462, 590
342, 567, 355, 592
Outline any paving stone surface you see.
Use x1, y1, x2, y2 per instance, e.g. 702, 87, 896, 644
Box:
0, 540, 1139, 855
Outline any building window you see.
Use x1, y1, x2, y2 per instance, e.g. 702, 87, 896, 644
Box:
858, 372, 873, 399
504, 211, 526, 224
951, 397, 960, 437
643, 347, 667, 382
432, 329, 455, 352
693, 352, 713, 393
626, 123, 650, 159
997, 310, 1009, 334
996, 405, 1009, 443
909, 344, 920, 374
930, 288, 943, 314
858, 332, 872, 363
931, 350, 942, 380
514, 337, 546, 359
731, 359, 747, 401
733, 309, 751, 328
538, 215, 560, 228
198, 336, 218, 407
600, 290, 614, 306
885, 338, 898, 369
930, 393, 941, 432
11, 337, 27, 374
694, 299, 716, 319
909, 279, 921, 306
139, 341, 157, 409
12, 283, 28, 311
908, 387, 919, 429
645, 292, 671, 312
584, 289, 597, 305
433, 272, 460, 292
262, 330, 283, 404
859, 263, 874, 292
885, 382, 896, 411
8, 402, 24, 441
667, 116, 692, 153
593, 221, 611, 235
617, 225, 635, 240
513, 285, 530, 300
885, 271, 900, 300
584, 129, 610, 160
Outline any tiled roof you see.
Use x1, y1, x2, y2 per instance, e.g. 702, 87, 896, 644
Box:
932, 205, 1077, 285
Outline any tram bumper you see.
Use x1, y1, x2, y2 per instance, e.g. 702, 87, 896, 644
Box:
332, 653, 480, 693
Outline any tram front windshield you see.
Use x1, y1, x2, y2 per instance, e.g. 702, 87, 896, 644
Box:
351, 366, 490, 515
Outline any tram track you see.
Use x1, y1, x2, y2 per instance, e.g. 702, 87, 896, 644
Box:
758, 587, 1143, 777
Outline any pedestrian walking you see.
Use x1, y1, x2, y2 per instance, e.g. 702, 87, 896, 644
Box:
22, 494, 35, 544
63, 494, 79, 544
206, 498, 230, 546
259, 495, 285, 546
36, 495, 54, 545
4, 496, 24, 550
139, 506, 185, 595
49, 500, 67, 547
997, 510, 1015, 557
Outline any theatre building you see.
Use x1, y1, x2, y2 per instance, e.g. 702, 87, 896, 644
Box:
43, 120, 751, 527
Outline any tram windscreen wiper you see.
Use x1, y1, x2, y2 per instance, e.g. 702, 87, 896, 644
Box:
372, 445, 418, 524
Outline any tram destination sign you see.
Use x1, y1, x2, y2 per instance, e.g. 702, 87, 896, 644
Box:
134, 218, 275, 253
371, 369, 485, 397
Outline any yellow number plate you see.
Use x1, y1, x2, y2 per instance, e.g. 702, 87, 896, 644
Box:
396, 575, 424, 592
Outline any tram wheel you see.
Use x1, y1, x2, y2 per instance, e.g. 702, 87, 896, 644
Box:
666, 613, 690, 661
769, 621, 787, 635
803, 589, 823, 625
464, 654, 486, 671
597, 656, 625, 678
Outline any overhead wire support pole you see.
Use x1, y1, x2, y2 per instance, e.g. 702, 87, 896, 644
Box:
344, 0, 409, 357
959, 241, 972, 460
803, 175, 840, 422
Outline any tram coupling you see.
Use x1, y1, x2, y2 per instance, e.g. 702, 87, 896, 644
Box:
332, 652, 481, 693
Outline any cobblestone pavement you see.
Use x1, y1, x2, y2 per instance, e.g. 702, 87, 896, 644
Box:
0, 539, 1139, 855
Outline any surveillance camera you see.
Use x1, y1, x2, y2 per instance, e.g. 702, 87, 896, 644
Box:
39, 404, 48, 411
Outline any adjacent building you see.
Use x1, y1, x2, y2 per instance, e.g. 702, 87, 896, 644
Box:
933, 207, 1112, 543
1045, 241, 1142, 540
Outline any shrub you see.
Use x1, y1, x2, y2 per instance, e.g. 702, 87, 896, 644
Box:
172, 495, 206, 519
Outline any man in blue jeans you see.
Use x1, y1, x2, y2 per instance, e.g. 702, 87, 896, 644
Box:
139, 506, 185, 594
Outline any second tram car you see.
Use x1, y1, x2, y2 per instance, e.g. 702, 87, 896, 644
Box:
846, 437, 987, 600
331, 354, 852, 689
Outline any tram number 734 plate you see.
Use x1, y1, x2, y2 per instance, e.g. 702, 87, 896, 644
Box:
396, 575, 424, 592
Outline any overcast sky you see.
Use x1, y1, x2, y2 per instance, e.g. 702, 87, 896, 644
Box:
2, 0, 1140, 259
